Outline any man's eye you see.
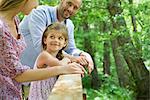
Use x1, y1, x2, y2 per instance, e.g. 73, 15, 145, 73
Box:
67, 2, 72, 6
74, 6, 78, 10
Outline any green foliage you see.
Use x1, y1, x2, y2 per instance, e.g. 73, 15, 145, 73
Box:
124, 0, 150, 66
85, 75, 135, 100
136, 1, 150, 64
39, 0, 57, 6
18, 12, 24, 21
86, 75, 135, 100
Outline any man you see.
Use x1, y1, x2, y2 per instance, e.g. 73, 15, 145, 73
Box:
19, 0, 93, 74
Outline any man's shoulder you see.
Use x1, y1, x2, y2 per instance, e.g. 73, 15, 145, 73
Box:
66, 19, 73, 23
36, 5, 55, 12
66, 19, 74, 27
29, 5, 56, 17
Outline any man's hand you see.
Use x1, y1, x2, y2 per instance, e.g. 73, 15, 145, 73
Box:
80, 52, 94, 74
75, 56, 88, 66
63, 51, 94, 74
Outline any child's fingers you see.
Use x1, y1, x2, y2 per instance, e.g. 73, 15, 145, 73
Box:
74, 63, 87, 74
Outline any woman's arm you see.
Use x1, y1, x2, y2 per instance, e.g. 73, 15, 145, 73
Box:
15, 62, 84, 82
14, 66, 62, 82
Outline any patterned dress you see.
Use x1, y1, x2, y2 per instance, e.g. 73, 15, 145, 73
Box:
28, 56, 57, 100
0, 17, 30, 100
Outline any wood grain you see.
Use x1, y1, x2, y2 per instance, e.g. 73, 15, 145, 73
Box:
48, 74, 83, 100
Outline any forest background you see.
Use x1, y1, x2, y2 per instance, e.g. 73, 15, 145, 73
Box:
19, 0, 150, 100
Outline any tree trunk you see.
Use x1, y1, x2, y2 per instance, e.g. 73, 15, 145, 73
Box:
103, 41, 111, 75
111, 38, 132, 87
91, 55, 101, 89
108, 0, 150, 99
108, 0, 132, 88
82, 22, 101, 89
117, 36, 150, 100
128, 0, 142, 55
100, 21, 111, 76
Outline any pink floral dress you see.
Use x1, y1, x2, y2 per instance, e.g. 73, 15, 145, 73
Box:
28, 56, 57, 100
0, 17, 30, 100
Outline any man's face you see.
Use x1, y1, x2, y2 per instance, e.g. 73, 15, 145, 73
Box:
59, 0, 82, 19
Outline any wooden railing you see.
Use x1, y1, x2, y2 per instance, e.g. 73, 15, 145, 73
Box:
48, 74, 83, 100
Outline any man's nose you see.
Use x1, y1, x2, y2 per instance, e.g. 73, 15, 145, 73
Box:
68, 6, 74, 13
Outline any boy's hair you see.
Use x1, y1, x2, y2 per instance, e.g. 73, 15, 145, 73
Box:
0, 0, 25, 11
42, 22, 68, 60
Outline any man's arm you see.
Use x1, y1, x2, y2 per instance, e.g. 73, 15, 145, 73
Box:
28, 6, 49, 53
65, 20, 94, 74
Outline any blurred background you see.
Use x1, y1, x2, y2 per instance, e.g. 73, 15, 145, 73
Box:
20, 0, 150, 100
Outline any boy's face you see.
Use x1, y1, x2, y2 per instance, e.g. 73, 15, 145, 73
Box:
59, 0, 82, 19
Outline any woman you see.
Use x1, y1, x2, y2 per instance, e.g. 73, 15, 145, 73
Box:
0, 0, 84, 99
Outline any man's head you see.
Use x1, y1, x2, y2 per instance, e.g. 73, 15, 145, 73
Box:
57, 0, 82, 21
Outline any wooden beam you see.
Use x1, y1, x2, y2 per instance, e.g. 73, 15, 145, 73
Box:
48, 74, 83, 100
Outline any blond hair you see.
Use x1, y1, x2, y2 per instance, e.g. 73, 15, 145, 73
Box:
0, 0, 24, 11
